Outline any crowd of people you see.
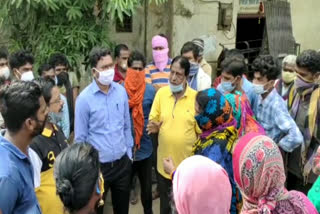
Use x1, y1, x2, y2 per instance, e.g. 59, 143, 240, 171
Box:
0, 33, 319, 214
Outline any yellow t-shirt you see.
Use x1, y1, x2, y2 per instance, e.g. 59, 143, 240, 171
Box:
149, 86, 201, 179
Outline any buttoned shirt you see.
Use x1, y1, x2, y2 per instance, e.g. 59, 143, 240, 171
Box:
253, 89, 303, 152
149, 86, 201, 179
75, 81, 133, 163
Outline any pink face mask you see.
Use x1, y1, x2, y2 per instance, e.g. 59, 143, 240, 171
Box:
152, 35, 169, 72
152, 48, 169, 72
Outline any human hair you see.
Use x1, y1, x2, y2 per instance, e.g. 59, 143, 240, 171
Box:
158, 33, 168, 40
114, 44, 129, 58
55, 143, 100, 214
128, 51, 146, 68
180, 42, 200, 60
48, 53, 70, 69
251, 55, 280, 81
282, 55, 297, 68
38, 63, 54, 76
33, 78, 55, 104
296, 50, 320, 74
88, 47, 112, 68
0, 81, 42, 133
0, 47, 8, 60
221, 56, 247, 77
171, 56, 190, 77
9, 50, 34, 70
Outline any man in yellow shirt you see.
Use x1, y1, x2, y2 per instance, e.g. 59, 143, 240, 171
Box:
147, 56, 200, 214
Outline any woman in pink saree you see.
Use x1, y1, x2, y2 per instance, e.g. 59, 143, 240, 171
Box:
233, 132, 318, 214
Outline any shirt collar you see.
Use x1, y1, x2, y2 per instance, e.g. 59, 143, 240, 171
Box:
91, 80, 115, 95
0, 131, 29, 160
169, 85, 192, 98
260, 88, 277, 105
41, 125, 58, 138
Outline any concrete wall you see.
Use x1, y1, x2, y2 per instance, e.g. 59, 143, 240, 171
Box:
108, 1, 172, 63
170, 0, 239, 62
289, 0, 320, 51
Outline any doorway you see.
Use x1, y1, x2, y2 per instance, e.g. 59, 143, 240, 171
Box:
236, 15, 265, 64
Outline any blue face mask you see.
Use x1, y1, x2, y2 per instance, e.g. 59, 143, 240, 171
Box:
252, 83, 267, 95
189, 63, 200, 76
221, 81, 236, 92
169, 82, 184, 93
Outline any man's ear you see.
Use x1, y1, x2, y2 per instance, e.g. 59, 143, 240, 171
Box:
24, 118, 35, 133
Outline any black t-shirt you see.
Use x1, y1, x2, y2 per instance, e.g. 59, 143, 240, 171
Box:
30, 125, 68, 172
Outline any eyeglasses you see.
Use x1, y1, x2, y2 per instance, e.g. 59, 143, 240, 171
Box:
49, 99, 62, 105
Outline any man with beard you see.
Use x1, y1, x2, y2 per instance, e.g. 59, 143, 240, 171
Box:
49, 53, 77, 132
287, 50, 320, 193
30, 78, 68, 214
0, 81, 49, 214
38, 63, 70, 139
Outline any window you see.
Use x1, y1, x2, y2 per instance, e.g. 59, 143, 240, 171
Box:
240, 0, 260, 5
116, 14, 133, 33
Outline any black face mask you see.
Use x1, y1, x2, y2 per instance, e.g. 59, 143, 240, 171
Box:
57, 72, 69, 87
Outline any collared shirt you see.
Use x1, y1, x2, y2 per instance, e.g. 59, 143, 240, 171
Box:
145, 59, 172, 88
132, 84, 155, 161
0, 133, 41, 214
200, 58, 212, 77
30, 125, 68, 214
57, 94, 70, 139
75, 80, 133, 163
252, 88, 303, 152
149, 86, 201, 179
218, 76, 257, 106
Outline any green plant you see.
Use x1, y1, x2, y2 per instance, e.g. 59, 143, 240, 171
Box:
0, 0, 167, 72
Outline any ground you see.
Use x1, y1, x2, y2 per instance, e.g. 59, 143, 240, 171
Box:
103, 184, 160, 214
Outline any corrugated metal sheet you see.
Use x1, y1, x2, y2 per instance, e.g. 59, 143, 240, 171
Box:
263, 1, 295, 57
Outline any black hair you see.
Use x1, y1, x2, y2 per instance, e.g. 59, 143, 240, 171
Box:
0, 47, 8, 60
55, 143, 100, 214
38, 63, 54, 76
158, 33, 168, 40
114, 44, 129, 58
221, 56, 247, 77
9, 50, 34, 70
171, 56, 190, 77
180, 42, 200, 60
33, 78, 56, 104
0, 81, 42, 133
89, 47, 112, 68
49, 53, 70, 69
296, 50, 320, 74
128, 51, 146, 68
251, 55, 280, 81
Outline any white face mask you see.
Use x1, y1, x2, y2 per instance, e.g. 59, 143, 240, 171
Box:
0, 66, 10, 80
20, 71, 35, 81
95, 68, 115, 86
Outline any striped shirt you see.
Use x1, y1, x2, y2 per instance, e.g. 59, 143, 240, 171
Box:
145, 59, 172, 88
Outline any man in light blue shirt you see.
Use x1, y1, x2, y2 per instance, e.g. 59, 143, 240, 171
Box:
218, 76, 257, 106
75, 47, 133, 214
0, 81, 49, 214
251, 55, 303, 152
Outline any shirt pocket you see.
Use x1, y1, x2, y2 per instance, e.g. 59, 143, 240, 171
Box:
90, 105, 106, 127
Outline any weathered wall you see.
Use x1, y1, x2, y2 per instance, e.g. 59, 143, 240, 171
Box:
108, 1, 171, 62
170, 0, 239, 63
289, 0, 320, 51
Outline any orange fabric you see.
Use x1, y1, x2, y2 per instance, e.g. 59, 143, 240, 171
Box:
124, 68, 146, 148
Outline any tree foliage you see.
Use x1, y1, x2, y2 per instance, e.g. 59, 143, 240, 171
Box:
0, 0, 167, 71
